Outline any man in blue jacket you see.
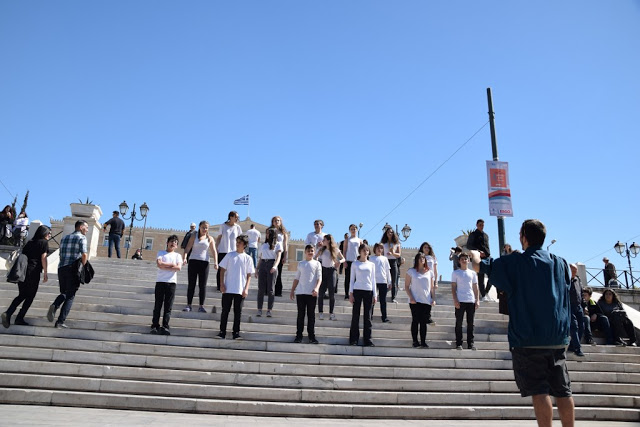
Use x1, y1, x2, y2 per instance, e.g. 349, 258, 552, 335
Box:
490, 219, 574, 427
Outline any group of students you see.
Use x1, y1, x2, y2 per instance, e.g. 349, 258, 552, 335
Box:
0, 205, 29, 246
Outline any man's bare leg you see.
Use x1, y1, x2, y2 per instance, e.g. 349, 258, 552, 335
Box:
556, 396, 575, 427
531, 394, 553, 427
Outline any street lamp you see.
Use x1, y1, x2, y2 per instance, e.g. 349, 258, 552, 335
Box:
546, 239, 557, 251
357, 222, 364, 237
382, 223, 412, 242
119, 200, 149, 259
614, 241, 640, 288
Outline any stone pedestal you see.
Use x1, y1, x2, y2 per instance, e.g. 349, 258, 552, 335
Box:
61, 204, 103, 259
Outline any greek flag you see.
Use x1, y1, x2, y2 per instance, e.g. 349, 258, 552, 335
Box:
233, 194, 249, 205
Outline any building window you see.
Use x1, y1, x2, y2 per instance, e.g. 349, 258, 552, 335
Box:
144, 238, 153, 251
124, 236, 133, 249
296, 249, 304, 262
102, 236, 109, 247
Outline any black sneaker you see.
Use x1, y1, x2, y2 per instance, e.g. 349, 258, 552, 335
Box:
216, 332, 225, 339
309, 338, 319, 344
47, 304, 56, 323
1, 312, 9, 329
232, 333, 242, 340
363, 341, 375, 347
159, 327, 170, 335
427, 319, 435, 324
382, 318, 391, 323
574, 349, 585, 357
14, 318, 29, 326
349, 341, 358, 346
150, 327, 158, 334
468, 344, 477, 351
294, 337, 302, 343
421, 343, 429, 349
412, 341, 420, 348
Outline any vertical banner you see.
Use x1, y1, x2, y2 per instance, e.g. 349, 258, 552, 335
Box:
486, 161, 513, 217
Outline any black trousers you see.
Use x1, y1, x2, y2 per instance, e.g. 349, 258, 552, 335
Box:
410, 302, 431, 344
318, 267, 336, 314
257, 259, 277, 310
344, 261, 353, 296
296, 294, 317, 339
375, 283, 389, 320
455, 302, 476, 346
187, 259, 209, 306
216, 253, 227, 291
388, 258, 398, 300
220, 293, 243, 335
478, 272, 492, 297
350, 289, 373, 343
152, 282, 176, 328
6, 271, 40, 320
274, 251, 286, 296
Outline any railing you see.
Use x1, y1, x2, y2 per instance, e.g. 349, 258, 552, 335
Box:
585, 267, 640, 289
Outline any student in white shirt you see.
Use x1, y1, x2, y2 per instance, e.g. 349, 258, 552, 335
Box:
370, 243, 392, 323
271, 216, 289, 297
344, 224, 363, 300
245, 224, 261, 267
216, 235, 255, 340
315, 234, 345, 320
182, 220, 218, 313
255, 227, 282, 317
419, 241, 439, 324
304, 219, 325, 251
405, 252, 435, 348
290, 245, 322, 344
349, 244, 377, 347
151, 235, 183, 335
451, 253, 480, 350
381, 227, 402, 302
215, 211, 243, 291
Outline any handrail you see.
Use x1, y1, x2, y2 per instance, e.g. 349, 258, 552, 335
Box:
585, 266, 639, 289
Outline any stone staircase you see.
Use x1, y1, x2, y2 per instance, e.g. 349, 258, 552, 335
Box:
0, 257, 638, 421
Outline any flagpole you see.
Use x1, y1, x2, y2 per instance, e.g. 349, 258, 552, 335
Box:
247, 198, 250, 219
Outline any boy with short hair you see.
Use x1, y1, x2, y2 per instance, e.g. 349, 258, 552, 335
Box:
451, 253, 479, 350
151, 235, 183, 335
290, 245, 322, 344
217, 235, 255, 340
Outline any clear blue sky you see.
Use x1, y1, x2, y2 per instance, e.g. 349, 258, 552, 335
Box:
1, 1, 639, 281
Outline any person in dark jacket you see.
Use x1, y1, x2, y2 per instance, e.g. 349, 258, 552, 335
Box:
489, 219, 574, 426
598, 288, 637, 347
567, 264, 585, 356
466, 219, 492, 300
2, 225, 51, 327
581, 287, 614, 345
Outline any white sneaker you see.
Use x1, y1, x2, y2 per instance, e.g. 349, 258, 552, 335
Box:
266, 310, 272, 317
256, 310, 262, 317
481, 296, 490, 302
330, 313, 336, 321
318, 313, 324, 320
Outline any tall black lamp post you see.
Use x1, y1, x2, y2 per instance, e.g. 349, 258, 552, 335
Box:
119, 200, 149, 259
614, 241, 640, 288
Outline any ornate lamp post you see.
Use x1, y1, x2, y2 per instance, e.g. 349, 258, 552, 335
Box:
382, 223, 412, 242
614, 241, 640, 288
119, 201, 149, 259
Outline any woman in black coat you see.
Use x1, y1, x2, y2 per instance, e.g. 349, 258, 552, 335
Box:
2, 225, 51, 327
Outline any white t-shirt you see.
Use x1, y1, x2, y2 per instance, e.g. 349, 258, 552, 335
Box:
425, 255, 438, 273
156, 250, 183, 283
383, 242, 400, 260
294, 259, 322, 295
246, 228, 261, 249
345, 237, 362, 262
451, 268, 478, 303
407, 268, 434, 304
190, 235, 213, 262
219, 251, 255, 294
349, 260, 377, 297
218, 223, 243, 253
370, 255, 391, 285
259, 242, 283, 260
317, 249, 338, 268
305, 231, 325, 248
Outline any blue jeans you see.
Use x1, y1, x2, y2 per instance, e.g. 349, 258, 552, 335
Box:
247, 247, 258, 267
108, 234, 121, 258
568, 305, 584, 352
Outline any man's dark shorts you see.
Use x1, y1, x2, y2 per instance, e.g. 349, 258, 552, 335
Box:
511, 347, 572, 398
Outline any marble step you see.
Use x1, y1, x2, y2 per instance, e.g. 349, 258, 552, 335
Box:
0, 389, 638, 421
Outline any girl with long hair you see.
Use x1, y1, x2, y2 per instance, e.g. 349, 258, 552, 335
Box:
182, 220, 218, 312
598, 289, 637, 346
381, 227, 401, 302
370, 243, 392, 323
215, 211, 242, 291
419, 241, 439, 324
255, 227, 283, 317
405, 252, 435, 348
348, 244, 377, 347
344, 224, 363, 299
271, 216, 289, 297
2, 225, 51, 328
316, 234, 345, 320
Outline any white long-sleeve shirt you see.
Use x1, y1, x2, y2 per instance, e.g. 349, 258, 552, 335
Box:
349, 260, 377, 298
370, 255, 391, 285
